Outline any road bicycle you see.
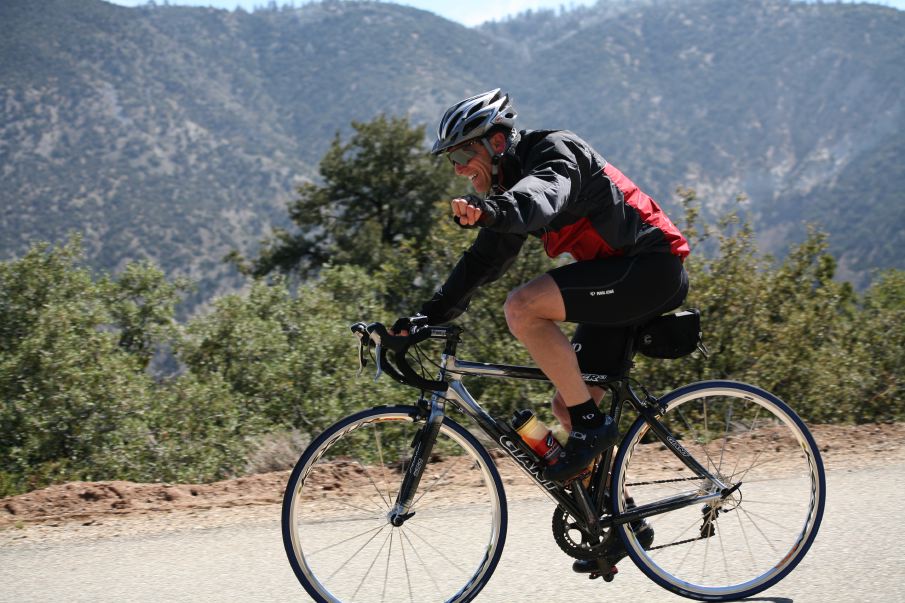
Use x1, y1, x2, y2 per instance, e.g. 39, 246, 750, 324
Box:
282, 316, 825, 602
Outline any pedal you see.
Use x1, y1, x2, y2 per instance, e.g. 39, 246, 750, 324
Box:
589, 565, 618, 582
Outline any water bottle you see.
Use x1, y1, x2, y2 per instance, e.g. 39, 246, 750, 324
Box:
511, 409, 562, 465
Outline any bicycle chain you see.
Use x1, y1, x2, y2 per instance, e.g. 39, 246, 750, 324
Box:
626, 476, 703, 486
648, 535, 710, 551
553, 475, 720, 560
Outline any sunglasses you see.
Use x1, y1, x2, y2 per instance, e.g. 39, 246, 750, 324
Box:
445, 140, 482, 166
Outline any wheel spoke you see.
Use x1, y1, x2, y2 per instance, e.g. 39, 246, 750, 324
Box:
398, 530, 416, 603
716, 509, 730, 579
326, 491, 387, 518
732, 454, 800, 482
351, 458, 396, 512
300, 503, 384, 524
673, 527, 699, 574
740, 498, 801, 506
738, 506, 801, 536
411, 454, 471, 509
716, 398, 734, 475
381, 531, 394, 603
403, 522, 471, 574
701, 506, 714, 578
400, 527, 444, 598
373, 424, 394, 507
403, 517, 462, 543
308, 522, 386, 558
283, 408, 506, 603
736, 505, 783, 554
351, 529, 393, 600
675, 404, 722, 477
613, 385, 824, 600
326, 524, 389, 582
735, 503, 759, 569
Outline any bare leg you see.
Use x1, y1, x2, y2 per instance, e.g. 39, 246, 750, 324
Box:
504, 274, 592, 408
506, 273, 622, 483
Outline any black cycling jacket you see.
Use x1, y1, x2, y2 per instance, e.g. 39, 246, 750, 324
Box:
420, 129, 688, 323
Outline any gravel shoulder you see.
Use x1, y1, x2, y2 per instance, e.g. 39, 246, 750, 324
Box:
2, 422, 903, 547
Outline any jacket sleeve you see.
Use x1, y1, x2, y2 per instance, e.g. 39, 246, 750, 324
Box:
419, 229, 526, 324
486, 136, 583, 234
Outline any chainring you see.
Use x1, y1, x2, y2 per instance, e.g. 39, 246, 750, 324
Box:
551, 506, 614, 561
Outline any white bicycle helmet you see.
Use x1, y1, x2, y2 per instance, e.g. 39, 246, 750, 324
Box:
431, 89, 517, 155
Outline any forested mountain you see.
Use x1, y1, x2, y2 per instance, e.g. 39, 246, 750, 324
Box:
2, 0, 902, 305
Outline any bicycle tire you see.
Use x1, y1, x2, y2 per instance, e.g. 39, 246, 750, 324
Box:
282, 405, 508, 603
610, 380, 825, 601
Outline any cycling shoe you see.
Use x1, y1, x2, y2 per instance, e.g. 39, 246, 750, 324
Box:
542, 417, 618, 483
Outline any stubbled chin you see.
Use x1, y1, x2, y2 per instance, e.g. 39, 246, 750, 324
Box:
462, 172, 489, 194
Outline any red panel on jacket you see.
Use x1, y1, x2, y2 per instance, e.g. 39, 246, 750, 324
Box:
603, 163, 690, 260
541, 217, 620, 261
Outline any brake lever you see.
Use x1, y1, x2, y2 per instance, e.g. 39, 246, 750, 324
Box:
374, 342, 384, 382
352, 322, 375, 379
357, 337, 368, 376
350, 320, 448, 392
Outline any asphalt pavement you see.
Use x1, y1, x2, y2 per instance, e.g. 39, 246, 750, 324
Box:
2, 463, 904, 602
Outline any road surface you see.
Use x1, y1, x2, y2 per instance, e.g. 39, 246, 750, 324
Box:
2, 463, 904, 602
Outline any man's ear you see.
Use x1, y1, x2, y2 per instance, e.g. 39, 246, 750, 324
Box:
489, 131, 507, 154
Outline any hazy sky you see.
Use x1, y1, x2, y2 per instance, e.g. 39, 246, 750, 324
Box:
106, 0, 905, 28
108, 0, 598, 26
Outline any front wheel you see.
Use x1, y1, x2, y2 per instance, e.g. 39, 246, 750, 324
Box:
611, 381, 826, 601
282, 405, 508, 603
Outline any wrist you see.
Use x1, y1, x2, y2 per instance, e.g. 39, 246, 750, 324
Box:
478, 198, 499, 227
462, 194, 498, 227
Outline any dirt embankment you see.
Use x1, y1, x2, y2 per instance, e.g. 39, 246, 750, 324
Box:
2, 423, 903, 532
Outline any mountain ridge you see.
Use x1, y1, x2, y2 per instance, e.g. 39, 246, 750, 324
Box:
1, 0, 902, 305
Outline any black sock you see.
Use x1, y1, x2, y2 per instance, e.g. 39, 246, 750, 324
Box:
568, 399, 605, 430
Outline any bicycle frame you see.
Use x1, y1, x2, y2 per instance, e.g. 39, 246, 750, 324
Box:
288, 322, 826, 602
391, 349, 731, 540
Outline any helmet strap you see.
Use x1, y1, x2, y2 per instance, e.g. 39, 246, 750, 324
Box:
481, 137, 505, 190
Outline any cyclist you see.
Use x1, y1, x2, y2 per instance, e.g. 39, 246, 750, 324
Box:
393, 88, 688, 570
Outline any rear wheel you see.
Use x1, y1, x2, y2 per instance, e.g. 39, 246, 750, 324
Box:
282, 405, 507, 603
611, 381, 825, 601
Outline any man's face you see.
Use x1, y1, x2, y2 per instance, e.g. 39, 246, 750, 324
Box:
447, 139, 493, 194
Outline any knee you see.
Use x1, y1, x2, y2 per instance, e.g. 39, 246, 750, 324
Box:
503, 286, 532, 337
504, 276, 562, 339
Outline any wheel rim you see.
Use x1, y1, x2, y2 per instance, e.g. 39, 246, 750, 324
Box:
285, 410, 505, 603
615, 385, 824, 599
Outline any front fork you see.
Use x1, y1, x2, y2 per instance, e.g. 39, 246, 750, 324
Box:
387, 395, 446, 526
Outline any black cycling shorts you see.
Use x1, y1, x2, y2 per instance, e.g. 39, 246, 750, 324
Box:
547, 253, 688, 376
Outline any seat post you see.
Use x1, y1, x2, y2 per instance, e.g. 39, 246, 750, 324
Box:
619, 325, 639, 377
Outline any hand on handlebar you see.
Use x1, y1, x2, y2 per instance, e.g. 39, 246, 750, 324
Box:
351, 319, 448, 392
390, 314, 428, 336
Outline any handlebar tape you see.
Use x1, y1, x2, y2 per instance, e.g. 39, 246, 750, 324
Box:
355, 323, 449, 392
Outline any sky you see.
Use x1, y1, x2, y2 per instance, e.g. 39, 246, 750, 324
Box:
106, 0, 905, 28
108, 0, 599, 26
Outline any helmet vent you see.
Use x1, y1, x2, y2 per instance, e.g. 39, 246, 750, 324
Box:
431, 88, 517, 155
462, 115, 484, 137
446, 109, 466, 132
465, 103, 482, 119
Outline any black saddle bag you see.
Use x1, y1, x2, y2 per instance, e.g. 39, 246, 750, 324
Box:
636, 309, 704, 359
